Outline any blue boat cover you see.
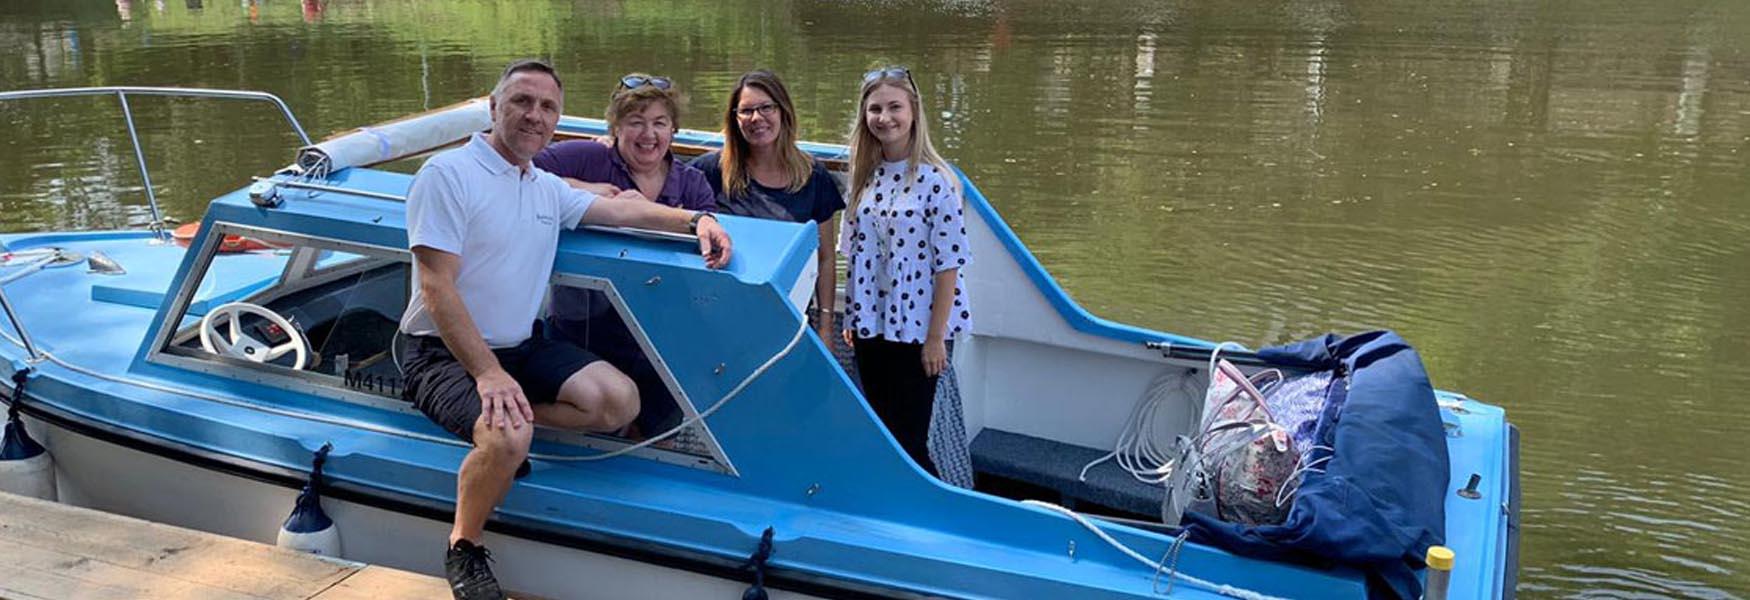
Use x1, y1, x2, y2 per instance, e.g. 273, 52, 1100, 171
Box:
1183, 331, 1449, 600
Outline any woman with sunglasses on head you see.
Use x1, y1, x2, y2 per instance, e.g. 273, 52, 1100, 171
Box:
689, 70, 846, 342
534, 73, 716, 211
533, 73, 717, 440
839, 67, 972, 478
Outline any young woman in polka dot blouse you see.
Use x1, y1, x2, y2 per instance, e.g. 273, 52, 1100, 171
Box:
838, 67, 972, 477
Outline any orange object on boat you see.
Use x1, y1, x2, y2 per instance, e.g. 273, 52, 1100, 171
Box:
172, 222, 286, 252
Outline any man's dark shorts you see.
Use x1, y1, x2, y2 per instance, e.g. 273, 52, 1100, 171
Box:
399, 330, 601, 443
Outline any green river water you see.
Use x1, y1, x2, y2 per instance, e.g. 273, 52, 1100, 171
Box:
2, 1, 1747, 597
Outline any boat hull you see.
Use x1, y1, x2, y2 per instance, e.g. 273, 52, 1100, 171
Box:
28, 415, 823, 600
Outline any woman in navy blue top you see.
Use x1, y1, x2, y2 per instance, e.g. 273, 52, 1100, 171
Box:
691, 70, 846, 341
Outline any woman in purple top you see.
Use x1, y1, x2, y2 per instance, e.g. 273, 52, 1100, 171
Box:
533, 74, 716, 440
533, 73, 716, 211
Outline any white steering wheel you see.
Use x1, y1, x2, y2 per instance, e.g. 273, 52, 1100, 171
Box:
200, 301, 308, 370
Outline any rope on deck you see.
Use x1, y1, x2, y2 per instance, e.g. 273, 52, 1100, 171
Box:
1022, 500, 1287, 600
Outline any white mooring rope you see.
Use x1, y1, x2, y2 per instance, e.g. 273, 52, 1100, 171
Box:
1022, 500, 1286, 600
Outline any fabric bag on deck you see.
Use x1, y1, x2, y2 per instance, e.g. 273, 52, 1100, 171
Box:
1197, 358, 1300, 526
1181, 330, 1450, 600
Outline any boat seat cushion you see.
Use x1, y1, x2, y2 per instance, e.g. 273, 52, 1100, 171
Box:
970, 429, 1162, 517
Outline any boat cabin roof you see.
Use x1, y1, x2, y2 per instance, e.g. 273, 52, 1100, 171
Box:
199, 166, 821, 292
87, 162, 826, 474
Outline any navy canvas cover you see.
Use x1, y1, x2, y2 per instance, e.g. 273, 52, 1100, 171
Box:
1182, 331, 1449, 599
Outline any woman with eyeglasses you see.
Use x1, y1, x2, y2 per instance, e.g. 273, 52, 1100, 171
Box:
839, 67, 972, 479
533, 73, 717, 440
689, 70, 846, 342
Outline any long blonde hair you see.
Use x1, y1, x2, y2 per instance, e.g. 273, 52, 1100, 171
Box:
847, 69, 955, 213
720, 70, 814, 198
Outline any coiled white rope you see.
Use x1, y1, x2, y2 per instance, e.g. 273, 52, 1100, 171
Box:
1078, 341, 1253, 485
1077, 369, 1198, 484
1021, 500, 1286, 600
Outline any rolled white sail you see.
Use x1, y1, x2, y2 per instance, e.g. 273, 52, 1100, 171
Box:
295, 98, 489, 176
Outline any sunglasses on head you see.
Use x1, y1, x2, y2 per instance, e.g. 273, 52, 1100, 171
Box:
619, 74, 672, 90
862, 67, 914, 87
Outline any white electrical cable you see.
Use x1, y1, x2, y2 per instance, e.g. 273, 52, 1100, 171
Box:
1090, 374, 1194, 483
1274, 445, 1334, 508
1078, 370, 1188, 484
1021, 499, 1286, 600
1079, 341, 1253, 486
1204, 342, 1249, 383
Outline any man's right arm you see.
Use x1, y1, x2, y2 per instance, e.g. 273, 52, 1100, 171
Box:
413, 246, 532, 430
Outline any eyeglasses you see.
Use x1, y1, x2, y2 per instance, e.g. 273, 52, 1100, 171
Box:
618, 74, 672, 91
734, 103, 780, 119
862, 67, 915, 90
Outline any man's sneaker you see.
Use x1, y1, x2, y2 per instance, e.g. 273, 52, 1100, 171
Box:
444, 539, 506, 600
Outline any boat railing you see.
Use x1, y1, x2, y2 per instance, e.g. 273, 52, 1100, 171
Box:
0, 86, 315, 242
0, 283, 40, 363
0, 87, 314, 364
251, 177, 703, 244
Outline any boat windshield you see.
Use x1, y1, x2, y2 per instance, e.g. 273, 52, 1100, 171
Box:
147, 223, 730, 468
154, 228, 410, 399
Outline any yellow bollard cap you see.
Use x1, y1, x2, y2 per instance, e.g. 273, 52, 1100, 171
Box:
1425, 546, 1455, 571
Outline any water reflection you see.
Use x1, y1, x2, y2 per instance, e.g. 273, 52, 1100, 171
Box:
2, 0, 1749, 597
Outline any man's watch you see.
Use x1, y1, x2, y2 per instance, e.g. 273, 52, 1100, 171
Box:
687, 210, 716, 234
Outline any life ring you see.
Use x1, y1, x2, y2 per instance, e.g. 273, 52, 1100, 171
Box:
172, 222, 286, 252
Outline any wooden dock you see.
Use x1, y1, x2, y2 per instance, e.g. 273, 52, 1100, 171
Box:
0, 491, 451, 600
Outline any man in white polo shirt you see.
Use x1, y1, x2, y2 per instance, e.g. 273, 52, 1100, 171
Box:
396, 59, 730, 600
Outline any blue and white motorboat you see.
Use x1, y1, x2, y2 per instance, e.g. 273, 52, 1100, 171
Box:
0, 88, 1518, 599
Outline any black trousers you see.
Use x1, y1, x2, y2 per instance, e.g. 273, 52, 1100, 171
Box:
852, 336, 940, 477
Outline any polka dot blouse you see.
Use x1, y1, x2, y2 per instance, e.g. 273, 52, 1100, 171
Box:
838, 160, 973, 344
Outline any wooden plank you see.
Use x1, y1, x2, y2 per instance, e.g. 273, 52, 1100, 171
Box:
309, 565, 452, 600
0, 491, 456, 600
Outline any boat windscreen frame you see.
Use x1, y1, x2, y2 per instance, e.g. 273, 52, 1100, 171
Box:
144, 221, 737, 474
547, 271, 736, 474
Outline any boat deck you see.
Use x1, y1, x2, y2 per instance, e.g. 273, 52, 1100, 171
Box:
0, 491, 473, 600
